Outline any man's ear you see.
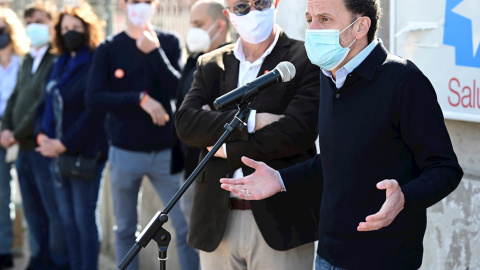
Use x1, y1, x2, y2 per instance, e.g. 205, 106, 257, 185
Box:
217, 19, 227, 33
355, 16, 371, 41
121, 0, 127, 11
222, 9, 230, 19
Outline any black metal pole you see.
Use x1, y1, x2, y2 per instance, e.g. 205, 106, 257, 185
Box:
118, 103, 252, 270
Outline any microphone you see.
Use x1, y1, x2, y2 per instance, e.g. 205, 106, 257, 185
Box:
213, 61, 296, 111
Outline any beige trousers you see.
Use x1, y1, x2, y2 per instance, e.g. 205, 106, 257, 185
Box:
199, 209, 315, 270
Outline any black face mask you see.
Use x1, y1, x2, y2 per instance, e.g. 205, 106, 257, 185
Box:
62, 31, 86, 52
0, 34, 11, 49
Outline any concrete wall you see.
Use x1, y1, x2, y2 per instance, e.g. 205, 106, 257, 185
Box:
423, 120, 480, 270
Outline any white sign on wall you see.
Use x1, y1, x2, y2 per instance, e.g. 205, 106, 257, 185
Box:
393, 0, 480, 123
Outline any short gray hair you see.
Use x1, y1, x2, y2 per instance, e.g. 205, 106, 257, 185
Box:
193, 0, 229, 25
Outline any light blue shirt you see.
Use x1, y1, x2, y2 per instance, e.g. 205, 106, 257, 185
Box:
0, 55, 21, 117
322, 39, 379, 89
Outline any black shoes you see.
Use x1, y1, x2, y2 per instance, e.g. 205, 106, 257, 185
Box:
0, 254, 13, 269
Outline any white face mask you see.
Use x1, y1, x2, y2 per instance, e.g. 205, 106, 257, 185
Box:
186, 22, 219, 53
127, 3, 154, 27
228, 8, 275, 44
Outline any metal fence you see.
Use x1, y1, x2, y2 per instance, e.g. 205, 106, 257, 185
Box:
7, 0, 194, 39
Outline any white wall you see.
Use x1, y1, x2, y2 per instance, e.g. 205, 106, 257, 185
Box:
276, 0, 308, 40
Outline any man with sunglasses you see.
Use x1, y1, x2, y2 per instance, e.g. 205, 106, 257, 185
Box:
220, 0, 463, 269
176, 0, 321, 269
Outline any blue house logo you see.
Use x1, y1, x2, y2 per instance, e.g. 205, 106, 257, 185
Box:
444, 0, 480, 68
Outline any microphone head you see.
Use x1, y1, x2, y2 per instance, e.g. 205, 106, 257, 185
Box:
275, 61, 296, 82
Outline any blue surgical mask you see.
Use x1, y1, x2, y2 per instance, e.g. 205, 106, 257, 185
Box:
26, 23, 50, 47
304, 18, 359, 71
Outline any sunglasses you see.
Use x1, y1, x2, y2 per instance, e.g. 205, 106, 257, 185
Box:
226, 0, 272, 16
0, 27, 7, 35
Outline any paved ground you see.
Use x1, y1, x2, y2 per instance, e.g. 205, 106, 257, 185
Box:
10, 240, 117, 270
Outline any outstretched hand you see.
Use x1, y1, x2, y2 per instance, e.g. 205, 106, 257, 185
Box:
357, 179, 405, 231
220, 156, 283, 200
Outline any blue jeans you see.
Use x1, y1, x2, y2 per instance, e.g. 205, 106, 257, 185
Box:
109, 146, 199, 270
51, 160, 106, 270
315, 255, 349, 270
0, 147, 13, 255
15, 150, 69, 269
179, 175, 196, 226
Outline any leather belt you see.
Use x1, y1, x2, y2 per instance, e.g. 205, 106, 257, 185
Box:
228, 198, 251, 210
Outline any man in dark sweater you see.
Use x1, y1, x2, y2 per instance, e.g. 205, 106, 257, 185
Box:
85, 0, 196, 269
0, 2, 70, 269
220, 0, 463, 269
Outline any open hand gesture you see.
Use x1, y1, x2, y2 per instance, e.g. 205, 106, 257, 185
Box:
220, 156, 283, 200
357, 179, 405, 231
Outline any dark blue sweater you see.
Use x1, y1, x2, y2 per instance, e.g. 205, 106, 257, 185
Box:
36, 49, 108, 159
86, 30, 182, 152
280, 41, 463, 270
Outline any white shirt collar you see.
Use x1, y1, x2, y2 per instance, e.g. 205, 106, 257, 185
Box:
30, 45, 49, 59
30, 45, 49, 74
322, 39, 379, 89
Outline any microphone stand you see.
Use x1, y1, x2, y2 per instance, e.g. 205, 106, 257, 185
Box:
118, 93, 255, 270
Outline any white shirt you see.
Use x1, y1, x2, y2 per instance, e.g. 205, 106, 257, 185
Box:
30, 45, 49, 74
0, 55, 21, 117
227, 27, 280, 196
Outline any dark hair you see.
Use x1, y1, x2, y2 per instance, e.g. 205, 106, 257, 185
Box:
53, 1, 105, 54
343, 0, 381, 43
24, 0, 57, 20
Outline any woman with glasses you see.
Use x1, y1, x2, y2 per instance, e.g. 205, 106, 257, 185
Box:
34, 2, 107, 270
0, 7, 28, 269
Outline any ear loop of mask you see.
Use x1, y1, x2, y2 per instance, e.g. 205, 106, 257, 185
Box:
207, 20, 220, 43
339, 17, 361, 48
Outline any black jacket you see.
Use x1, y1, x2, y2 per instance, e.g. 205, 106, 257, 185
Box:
172, 43, 231, 176
171, 51, 203, 175
176, 30, 321, 251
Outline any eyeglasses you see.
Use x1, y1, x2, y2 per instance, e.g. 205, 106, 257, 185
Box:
226, 0, 272, 16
